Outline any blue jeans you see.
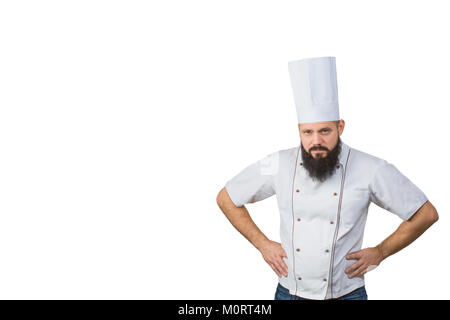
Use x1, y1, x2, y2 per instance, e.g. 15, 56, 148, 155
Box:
274, 283, 368, 300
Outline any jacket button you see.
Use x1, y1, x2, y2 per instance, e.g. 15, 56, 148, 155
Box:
323, 278, 327, 282
325, 249, 329, 253
297, 218, 301, 222
299, 162, 303, 166
330, 221, 334, 224
333, 192, 337, 196
298, 277, 302, 280
336, 164, 340, 169
296, 189, 300, 193
296, 248, 300, 252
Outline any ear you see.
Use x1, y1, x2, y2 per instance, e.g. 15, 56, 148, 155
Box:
338, 119, 345, 136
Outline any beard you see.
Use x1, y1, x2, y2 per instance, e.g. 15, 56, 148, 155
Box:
300, 137, 342, 183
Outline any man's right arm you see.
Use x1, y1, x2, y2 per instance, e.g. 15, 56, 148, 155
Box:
216, 187, 288, 278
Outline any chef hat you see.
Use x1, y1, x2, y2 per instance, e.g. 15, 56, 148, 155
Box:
288, 56, 340, 124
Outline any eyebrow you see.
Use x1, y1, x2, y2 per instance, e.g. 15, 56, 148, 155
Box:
302, 127, 332, 132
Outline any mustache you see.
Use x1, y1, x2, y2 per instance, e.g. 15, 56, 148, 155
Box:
309, 146, 329, 152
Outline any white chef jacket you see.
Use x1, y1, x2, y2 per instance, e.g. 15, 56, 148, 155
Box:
225, 140, 428, 300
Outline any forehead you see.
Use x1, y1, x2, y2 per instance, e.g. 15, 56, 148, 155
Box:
298, 121, 336, 130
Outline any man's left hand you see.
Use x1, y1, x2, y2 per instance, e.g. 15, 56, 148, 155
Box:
345, 247, 384, 279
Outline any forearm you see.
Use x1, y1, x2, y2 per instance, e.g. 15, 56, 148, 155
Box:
376, 201, 438, 261
217, 187, 269, 250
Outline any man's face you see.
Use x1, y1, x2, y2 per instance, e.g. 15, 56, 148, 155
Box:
298, 120, 344, 158
298, 120, 345, 182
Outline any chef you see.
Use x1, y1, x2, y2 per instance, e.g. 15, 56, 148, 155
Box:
216, 56, 439, 300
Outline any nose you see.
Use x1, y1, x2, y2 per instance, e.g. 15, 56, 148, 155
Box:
311, 132, 325, 146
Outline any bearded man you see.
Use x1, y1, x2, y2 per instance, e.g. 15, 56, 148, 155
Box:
216, 56, 438, 300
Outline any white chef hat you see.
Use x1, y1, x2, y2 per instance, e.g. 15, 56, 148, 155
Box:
288, 56, 340, 124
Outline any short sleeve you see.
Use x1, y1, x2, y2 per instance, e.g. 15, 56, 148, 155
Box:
224, 151, 279, 207
369, 162, 428, 221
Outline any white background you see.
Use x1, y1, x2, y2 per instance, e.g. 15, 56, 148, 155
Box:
0, 1, 448, 299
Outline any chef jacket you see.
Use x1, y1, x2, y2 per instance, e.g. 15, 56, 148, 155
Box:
225, 140, 428, 300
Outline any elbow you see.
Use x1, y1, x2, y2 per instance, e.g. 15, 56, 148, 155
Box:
217, 187, 238, 209
412, 201, 439, 225
216, 187, 225, 208
431, 209, 439, 223
427, 201, 439, 223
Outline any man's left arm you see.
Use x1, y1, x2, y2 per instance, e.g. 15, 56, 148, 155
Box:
345, 200, 439, 278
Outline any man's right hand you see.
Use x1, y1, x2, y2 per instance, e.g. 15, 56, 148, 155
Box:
259, 240, 289, 277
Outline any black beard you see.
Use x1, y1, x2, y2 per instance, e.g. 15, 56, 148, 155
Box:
300, 137, 342, 183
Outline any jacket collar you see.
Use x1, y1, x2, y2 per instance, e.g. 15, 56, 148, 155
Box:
338, 140, 350, 166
